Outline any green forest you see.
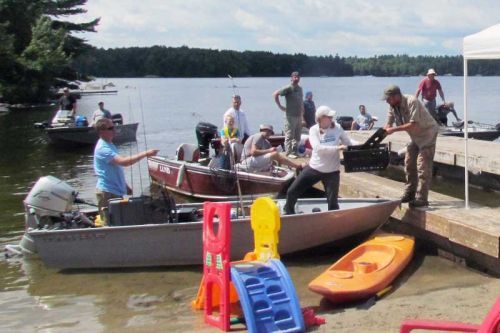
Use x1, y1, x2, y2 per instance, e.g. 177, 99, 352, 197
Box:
73, 46, 500, 78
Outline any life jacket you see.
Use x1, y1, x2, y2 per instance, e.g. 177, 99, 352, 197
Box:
223, 127, 238, 138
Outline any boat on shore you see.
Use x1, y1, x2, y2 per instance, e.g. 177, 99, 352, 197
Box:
35, 111, 138, 146
5, 176, 400, 269
309, 233, 414, 304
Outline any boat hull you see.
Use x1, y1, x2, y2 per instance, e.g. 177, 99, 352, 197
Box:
440, 129, 500, 141
46, 123, 138, 146
148, 156, 295, 200
308, 233, 414, 303
25, 198, 400, 269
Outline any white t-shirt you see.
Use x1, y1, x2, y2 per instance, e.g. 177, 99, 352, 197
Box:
223, 108, 250, 141
308, 123, 353, 173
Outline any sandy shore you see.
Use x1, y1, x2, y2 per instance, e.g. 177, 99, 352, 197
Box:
291, 254, 500, 333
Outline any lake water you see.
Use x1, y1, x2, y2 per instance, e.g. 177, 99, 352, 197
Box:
0, 77, 499, 332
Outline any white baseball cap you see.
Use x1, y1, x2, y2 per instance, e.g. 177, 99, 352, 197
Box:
315, 105, 336, 121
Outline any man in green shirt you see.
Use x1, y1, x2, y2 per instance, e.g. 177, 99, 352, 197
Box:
273, 71, 304, 159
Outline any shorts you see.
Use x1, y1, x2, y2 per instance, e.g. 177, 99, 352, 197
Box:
239, 154, 272, 172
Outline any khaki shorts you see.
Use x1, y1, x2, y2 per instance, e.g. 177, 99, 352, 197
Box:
96, 190, 122, 226
239, 154, 272, 172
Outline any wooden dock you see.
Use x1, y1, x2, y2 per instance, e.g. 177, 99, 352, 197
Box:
333, 171, 500, 276
348, 130, 500, 176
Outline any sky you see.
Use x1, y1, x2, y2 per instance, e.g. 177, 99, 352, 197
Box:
75, 0, 500, 57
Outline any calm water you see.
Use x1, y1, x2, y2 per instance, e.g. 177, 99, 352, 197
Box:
0, 77, 499, 332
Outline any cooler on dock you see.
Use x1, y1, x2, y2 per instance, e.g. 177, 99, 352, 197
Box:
343, 128, 390, 173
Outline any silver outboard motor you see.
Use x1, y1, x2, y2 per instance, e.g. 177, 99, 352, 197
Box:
5, 176, 92, 257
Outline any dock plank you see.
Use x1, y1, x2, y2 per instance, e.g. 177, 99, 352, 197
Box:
348, 130, 500, 176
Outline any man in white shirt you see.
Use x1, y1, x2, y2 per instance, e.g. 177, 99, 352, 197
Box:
222, 95, 251, 143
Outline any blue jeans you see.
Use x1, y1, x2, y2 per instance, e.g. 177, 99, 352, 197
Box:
284, 167, 340, 214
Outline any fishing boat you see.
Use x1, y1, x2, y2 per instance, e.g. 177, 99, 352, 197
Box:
5, 176, 400, 269
35, 110, 138, 146
439, 120, 500, 141
148, 122, 291, 200
308, 233, 414, 303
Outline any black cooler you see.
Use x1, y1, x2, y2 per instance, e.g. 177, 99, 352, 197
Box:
343, 128, 390, 173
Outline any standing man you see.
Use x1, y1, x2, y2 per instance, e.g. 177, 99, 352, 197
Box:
351, 104, 375, 130
415, 68, 446, 122
383, 85, 438, 208
91, 101, 112, 125
93, 118, 159, 225
303, 91, 316, 129
59, 87, 77, 117
223, 95, 251, 143
284, 106, 353, 214
273, 71, 304, 159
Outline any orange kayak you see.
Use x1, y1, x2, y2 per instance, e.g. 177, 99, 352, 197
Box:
308, 233, 414, 303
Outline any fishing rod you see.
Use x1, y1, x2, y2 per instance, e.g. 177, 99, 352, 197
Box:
227, 74, 245, 217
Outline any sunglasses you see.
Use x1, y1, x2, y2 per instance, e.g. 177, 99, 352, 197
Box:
105, 126, 115, 131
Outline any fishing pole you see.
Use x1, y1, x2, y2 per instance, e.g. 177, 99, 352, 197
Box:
227, 74, 245, 217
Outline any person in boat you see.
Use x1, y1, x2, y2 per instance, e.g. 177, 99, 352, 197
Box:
219, 114, 243, 162
437, 102, 460, 126
303, 91, 316, 129
383, 84, 438, 208
415, 68, 446, 123
237, 124, 303, 173
90, 101, 112, 126
223, 95, 251, 143
59, 87, 77, 117
273, 71, 304, 159
93, 118, 159, 226
284, 106, 353, 215
351, 104, 375, 130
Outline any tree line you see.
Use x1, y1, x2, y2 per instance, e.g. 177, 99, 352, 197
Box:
73, 46, 500, 78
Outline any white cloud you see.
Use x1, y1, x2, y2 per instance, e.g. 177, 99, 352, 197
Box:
74, 0, 500, 56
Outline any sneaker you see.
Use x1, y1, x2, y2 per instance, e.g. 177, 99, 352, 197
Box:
288, 153, 298, 159
400, 192, 415, 203
409, 199, 429, 208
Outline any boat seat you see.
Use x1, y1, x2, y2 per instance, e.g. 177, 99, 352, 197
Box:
177, 143, 200, 162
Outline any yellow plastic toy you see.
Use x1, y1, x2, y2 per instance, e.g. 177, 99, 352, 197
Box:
192, 197, 282, 311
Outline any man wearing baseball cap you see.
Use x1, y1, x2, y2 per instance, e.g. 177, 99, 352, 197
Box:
284, 105, 353, 215
415, 68, 446, 122
383, 84, 438, 208
238, 124, 302, 173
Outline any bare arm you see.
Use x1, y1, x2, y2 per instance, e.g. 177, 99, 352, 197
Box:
250, 143, 276, 156
113, 149, 159, 167
385, 122, 416, 135
273, 90, 286, 112
438, 88, 445, 103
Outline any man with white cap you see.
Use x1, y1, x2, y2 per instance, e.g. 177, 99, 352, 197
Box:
238, 124, 302, 173
284, 106, 353, 215
415, 68, 446, 122
383, 84, 438, 208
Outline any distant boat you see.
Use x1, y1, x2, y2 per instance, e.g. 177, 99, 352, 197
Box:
56, 80, 118, 96
34, 110, 138, 147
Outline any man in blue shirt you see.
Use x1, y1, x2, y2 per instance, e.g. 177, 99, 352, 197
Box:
94, 118, 159, 225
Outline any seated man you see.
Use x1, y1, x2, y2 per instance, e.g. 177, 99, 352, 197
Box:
219, 114, 243, 162
437, 102, 460, 126
91, 101, 112, 126
238, 124, 302, 173
351, 104, 375, 130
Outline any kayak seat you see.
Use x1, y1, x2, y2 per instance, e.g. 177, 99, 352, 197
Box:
177, 143, 200, 162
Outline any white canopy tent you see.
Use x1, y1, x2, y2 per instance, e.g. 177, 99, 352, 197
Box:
463, 23, 500, 208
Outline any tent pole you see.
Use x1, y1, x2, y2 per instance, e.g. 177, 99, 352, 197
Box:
463, 58, 469, 209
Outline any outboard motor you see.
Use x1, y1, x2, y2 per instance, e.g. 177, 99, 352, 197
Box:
23, 176, 93, 230
195, 122, 218, 159
112, 113, 123, 125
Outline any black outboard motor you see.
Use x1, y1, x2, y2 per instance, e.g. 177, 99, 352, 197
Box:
112, 113, 123, 125
195, 122, 218, 159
